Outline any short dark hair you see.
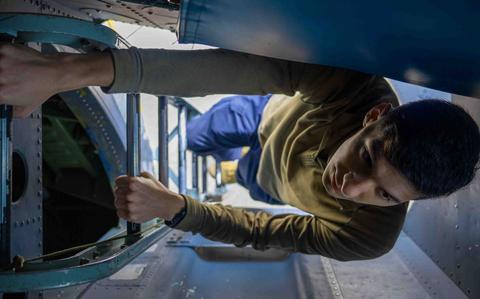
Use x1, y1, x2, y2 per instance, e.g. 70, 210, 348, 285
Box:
381, 99, 480, 199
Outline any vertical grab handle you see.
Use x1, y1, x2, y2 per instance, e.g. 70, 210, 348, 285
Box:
126, 94, 141, 243
215, 161, 222, 189
192, 153, 198, 192
158, 96, 169, 186
177, 104, 187, 195
202, 156, 208, 195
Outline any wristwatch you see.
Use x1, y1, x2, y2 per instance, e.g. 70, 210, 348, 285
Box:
165, 195, 187, 228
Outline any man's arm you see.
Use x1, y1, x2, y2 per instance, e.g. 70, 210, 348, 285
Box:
174, 196, 393, 261
103, 47, 303, 96
0, 43, 343, 117
114, 173, 394, 261
104, 47, 373, 101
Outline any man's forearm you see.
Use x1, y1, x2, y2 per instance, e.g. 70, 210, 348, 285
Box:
104, 48, 301, 96
174, 196, 373, 260
0, 44, 303, 117
56, 52, 114, 92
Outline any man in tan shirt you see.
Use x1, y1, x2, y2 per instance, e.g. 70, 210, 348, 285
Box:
1, 45, 479, 261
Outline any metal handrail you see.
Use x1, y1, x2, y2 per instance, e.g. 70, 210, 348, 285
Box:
126, 93, 142, 243
170, 98, 226, 199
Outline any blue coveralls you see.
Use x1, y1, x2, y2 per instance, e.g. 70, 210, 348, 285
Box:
187, 95, 283, 205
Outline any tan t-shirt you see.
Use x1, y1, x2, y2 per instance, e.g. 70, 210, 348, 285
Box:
106, 48, 408, 261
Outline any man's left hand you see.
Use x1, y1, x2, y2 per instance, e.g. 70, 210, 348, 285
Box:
114, 172, 185, 223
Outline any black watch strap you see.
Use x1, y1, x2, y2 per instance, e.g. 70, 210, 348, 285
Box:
165, 196, 187, 228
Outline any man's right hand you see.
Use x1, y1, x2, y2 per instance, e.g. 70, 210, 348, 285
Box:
0, 43, 114, 118
114, 172, 186, 223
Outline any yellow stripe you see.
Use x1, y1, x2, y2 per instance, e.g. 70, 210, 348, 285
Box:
103, 20, 115, 30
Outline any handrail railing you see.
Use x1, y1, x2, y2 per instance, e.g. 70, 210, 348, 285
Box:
169, 98, 226, 200
126, 93, 142, 243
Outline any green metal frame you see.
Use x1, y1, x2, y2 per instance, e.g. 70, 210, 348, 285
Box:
0, 14, 118, 48
0, 224, 170, 292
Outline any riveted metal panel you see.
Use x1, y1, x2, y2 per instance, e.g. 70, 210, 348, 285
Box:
42, 231, 470, 299
57, 88, 127, 187
0, 0, 179, 29
9, 108, 44, 263
404, 96, 480, 299
404, 189, 479, 298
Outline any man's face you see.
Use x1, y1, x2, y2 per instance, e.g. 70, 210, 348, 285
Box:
322, 103, 423, 207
